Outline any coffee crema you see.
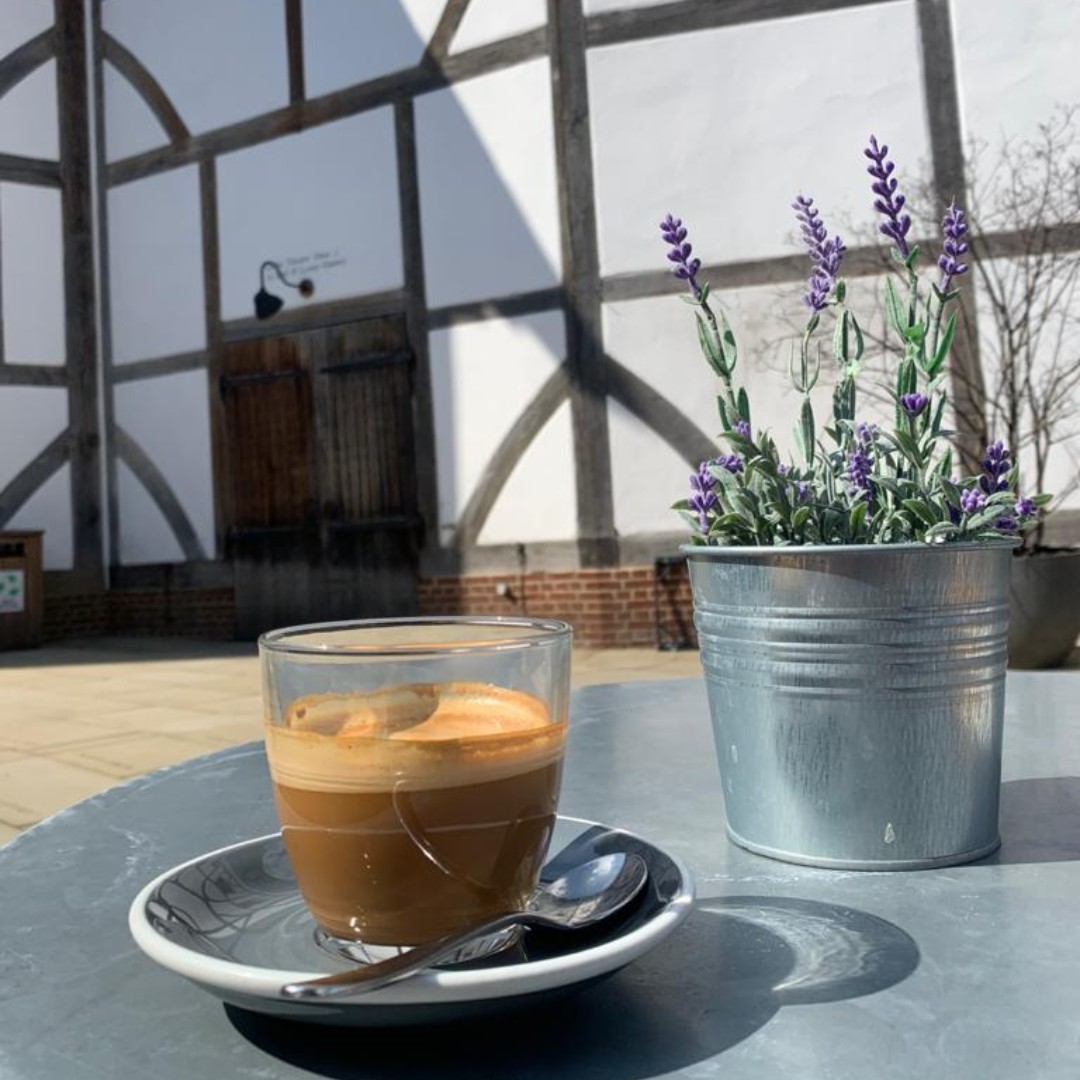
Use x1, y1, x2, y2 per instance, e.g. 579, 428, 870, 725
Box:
265, 682, 566, 944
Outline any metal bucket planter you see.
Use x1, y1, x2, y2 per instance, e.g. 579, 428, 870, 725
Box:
685, 542, 1015, 870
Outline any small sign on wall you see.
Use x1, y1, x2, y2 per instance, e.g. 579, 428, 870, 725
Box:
0, 570, 25, 614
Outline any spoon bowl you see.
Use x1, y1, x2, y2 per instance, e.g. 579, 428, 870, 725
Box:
281, 851, 649, 1001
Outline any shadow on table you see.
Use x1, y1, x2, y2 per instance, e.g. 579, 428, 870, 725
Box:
227, 896, 918, 1079
983, 777, 1080, 865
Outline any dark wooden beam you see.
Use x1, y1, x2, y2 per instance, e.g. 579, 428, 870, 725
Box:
457, 365, 572, 547
285, 0, 305, 104
424, 0, 472, 62
109, 350, 208, 384
200, 159, 227, 559
106, 28, 548, 187
549, 0, 615, 567
114, 426, 206, 560
585, 0, 905, 48
0, 430, 72, 525
55, 0, 104, 581
605, 357, 716, 469
0, 364, 68, 386
394, 99, 439, 551
428, 286, 564, 329
102, 32, 189, 141
0, 153, 61, 186
0, 26, 55, 99
917, 0, 986, 470
91, 0, 121, 566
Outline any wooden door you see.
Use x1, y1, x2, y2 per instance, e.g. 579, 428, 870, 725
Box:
220, 316, 421, 638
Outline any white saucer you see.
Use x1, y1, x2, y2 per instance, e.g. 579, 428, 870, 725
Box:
128, 815, 695, 1025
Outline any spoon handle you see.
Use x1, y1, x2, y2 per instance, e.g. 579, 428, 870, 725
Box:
281, 911, 549, 1000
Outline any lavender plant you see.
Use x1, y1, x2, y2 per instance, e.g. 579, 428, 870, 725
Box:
666, 137, 1049, 547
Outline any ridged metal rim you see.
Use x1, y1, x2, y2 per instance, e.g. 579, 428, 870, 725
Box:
681, 539, 1020, 558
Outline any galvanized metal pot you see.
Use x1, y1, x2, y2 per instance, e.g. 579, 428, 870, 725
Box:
685, 542, 1015, 870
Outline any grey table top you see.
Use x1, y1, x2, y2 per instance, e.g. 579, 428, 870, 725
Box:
2, 673, 1079, 1079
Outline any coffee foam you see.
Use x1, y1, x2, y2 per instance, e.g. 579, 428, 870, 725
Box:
265, 681, 565, 792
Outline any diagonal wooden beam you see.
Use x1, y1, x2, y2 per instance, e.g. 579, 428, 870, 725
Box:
457, 365, 571, 547
0, 430, 72, 525
0, 27, 55, 100
114, 426, 206, 560
605, 357, 716, 469
424, 0, 472, 63
102, 32, 189, 142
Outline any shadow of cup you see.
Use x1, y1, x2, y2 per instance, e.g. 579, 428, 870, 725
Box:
226, 894, 918, 1079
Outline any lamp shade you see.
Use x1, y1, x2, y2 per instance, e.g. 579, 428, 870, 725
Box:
254, 288, 284, 320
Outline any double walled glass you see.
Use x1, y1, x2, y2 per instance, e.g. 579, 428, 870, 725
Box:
259, 617, 572, 955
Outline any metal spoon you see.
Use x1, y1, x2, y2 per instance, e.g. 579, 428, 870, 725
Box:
281, 851, 648, 1000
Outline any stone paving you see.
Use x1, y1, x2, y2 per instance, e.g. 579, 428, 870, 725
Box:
0, 637, 703, 845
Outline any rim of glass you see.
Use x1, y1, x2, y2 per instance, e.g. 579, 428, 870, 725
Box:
258, 616, 573, 657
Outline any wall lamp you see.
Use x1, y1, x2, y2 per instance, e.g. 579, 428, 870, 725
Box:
254, 260, 315, 320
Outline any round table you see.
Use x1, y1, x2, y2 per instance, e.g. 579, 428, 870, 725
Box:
2, 675, 1080, 1079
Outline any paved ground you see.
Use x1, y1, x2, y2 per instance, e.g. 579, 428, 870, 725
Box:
0, 638, 703, 845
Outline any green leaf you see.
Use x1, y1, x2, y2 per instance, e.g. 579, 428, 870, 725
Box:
736, 386, 751, 425
718, 309, 738, 372
695, 312, 726, 377
849, 500, 870, 535
833, 309, 850, 366
929, 310, 957, 376
792, 506, 812, 529
902, 499, 937, 526
832, 374, 855, 427
884, 276, 908, 337
796, 397, 816, 466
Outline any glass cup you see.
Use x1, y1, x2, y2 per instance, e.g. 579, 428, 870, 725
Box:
259, 617, 572, 961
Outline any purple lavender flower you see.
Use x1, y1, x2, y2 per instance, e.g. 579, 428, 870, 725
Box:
900, 392, 930, 417
660, 214, 702, 298
794, 480, 811, 503
961, 488, 988, 515
715, 453, 744, 475
846, 422, 877, 502
734, 419, 751, 439
979, 440, 1012, 494
864, 136, 912, 257
793, 195, 845, 311
995, 515, 1019, 533
689, 462, 717, 531
1015, 496, 1037, 519
938, 201, 970, 294
776, 462, 790, 477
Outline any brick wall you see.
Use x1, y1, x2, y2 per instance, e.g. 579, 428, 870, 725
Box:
419, 563, 697, 649
44, 588, 236, 641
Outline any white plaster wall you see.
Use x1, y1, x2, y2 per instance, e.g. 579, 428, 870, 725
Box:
0, 387, 69, 569
479, 400, 576, 545
0, 61, 58, 160
113, 370, 216, 560
1, 183, 65, 364
953, 0, 1080, 146
429, 311, 569, 542
6, 465, 73, 570
217, 110, 403, 322
103, 0, 288, 136
108, 166, 205, 364
588, 2, 930, 275
416, 59, 561, 308
605, 278, 891, 536
302, 0, 443, 98
102, 61, 169, 163
584, 0, 666, 12
0, 0, 52, 59
116, 459, 184, 565
450, 0, 546, 53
